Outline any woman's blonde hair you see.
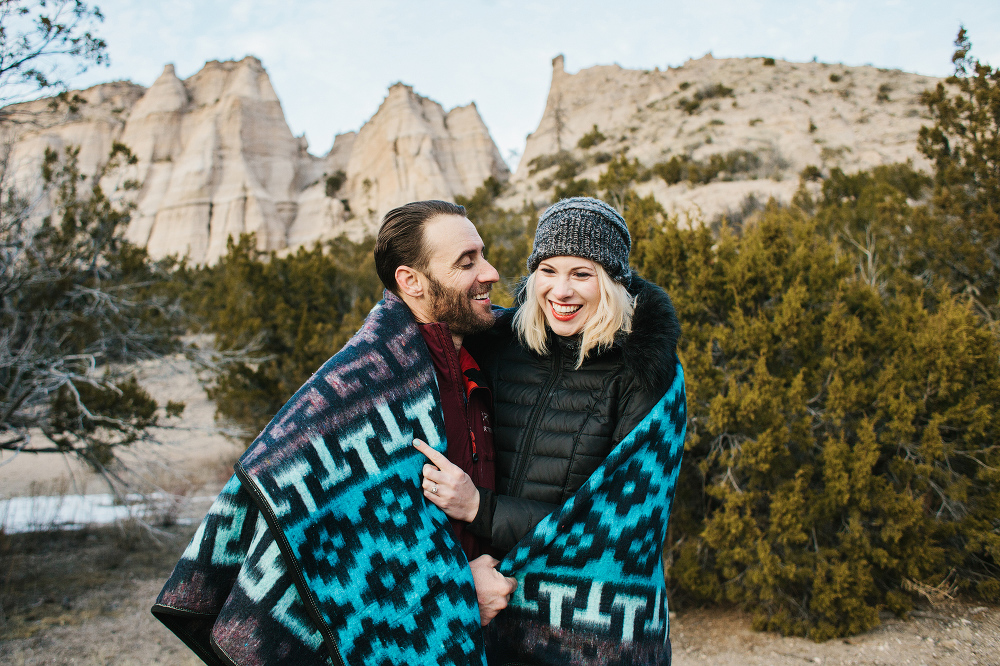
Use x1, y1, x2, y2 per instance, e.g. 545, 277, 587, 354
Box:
513, 262, 635, 368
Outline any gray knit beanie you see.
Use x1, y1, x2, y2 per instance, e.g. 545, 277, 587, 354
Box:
527, 197, 632, 283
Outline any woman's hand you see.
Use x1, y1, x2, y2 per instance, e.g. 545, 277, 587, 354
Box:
414, 438, 480, 522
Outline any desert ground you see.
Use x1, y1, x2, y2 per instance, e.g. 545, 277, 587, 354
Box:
1, 357, 997, 665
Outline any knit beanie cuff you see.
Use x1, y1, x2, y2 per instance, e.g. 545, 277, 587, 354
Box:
527, 197, 632, 282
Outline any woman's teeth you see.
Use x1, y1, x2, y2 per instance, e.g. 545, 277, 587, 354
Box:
550, 302, 582, 321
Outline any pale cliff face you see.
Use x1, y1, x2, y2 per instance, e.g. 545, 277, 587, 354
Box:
115, 57, 304, 263
340, 83, 510, 233
1, 53, 942, 262
2, 81, 146, 214
1, 60, 508, 264
505, 54, 941, 222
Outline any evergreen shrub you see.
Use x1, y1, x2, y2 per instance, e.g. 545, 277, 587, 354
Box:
526, 151, 578, 177
2, 144, 185, 470
577, 125, 607, 149
917, 27, 1000, 316
644, 200, 1000, 638
652, 149, 768, 185
325, 170, 346, 197
180, 235, 382, 439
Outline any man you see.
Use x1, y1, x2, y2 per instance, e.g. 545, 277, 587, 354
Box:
152, 201, 514, 666
374, 200, 517, 620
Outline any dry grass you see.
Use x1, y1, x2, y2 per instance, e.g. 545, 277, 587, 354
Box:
0, 521, 196, 641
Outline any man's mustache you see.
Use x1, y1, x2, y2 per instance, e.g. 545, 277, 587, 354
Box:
469, 284, 493, 297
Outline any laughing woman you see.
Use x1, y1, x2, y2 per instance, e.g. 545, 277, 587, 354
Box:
425, 197, 687, 665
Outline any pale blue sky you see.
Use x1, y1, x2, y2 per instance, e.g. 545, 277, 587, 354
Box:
72, 1, 1000, 168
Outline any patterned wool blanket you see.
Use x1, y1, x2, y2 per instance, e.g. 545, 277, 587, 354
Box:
153, 292, 483, 666
152, 293, 686, 666
488, 362, 687, 666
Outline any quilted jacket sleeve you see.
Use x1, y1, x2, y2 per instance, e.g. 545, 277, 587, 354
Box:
468, 487, 559, 554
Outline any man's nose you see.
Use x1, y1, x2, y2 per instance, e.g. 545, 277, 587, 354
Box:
479, 259, 500, 284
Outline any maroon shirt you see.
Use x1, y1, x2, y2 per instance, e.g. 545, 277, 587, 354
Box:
418, 322, 497, 561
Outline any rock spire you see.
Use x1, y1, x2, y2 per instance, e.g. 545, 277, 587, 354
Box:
2, 58, 509, 264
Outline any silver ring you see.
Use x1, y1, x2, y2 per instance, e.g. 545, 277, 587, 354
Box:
431, 484, 438, 495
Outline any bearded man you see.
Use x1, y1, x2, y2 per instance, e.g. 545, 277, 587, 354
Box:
153, 201, 515, 666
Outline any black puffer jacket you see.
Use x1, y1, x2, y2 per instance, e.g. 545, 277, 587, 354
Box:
465, 275, 680, 554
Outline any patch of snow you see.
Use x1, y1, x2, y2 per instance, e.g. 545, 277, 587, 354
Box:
0, 492, 214, 533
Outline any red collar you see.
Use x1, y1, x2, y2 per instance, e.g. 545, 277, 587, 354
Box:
458, 347, 486, 398
417, 322, 487, 399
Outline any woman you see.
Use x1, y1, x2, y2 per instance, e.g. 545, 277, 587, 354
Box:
425, 197, 685, 665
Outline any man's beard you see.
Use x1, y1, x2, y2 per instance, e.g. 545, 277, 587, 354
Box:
426, 275, 495, 335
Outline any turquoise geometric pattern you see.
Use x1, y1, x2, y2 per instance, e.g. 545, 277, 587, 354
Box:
153, 293, 483, 666
488, 362, 687, 665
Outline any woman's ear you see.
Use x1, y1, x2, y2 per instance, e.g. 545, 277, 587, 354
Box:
395, 265, 424, 298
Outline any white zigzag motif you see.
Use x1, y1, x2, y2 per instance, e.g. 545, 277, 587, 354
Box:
237, 521, 285, 602
402, 391, 442, 450
644, 587, 666, 639
180, 477, 244, 563
273, 584, 325, 649
271, 458, 319, 516
311, 432, 352, 491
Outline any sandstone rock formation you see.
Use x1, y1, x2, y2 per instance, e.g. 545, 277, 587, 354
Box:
2, 58, 509, 264
339, 84, 508, 222
2, 52, 943, 261
119, 59, 304, 262
501, 54, 941, 222
2, 81, 145, 199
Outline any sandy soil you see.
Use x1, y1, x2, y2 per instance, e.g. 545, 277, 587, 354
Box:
671, 606, 999, 666
0, 572, 206, 666
0, 517, 210, 665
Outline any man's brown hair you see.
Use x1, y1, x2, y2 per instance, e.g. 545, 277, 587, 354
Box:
374, 200, 467, 294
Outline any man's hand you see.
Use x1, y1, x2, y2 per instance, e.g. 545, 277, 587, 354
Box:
469, 555, 517, 626
414, 438, 480, 522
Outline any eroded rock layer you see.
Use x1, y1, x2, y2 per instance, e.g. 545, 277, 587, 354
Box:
503, 54, 941, 222
3, 53, 943, 260
2, 57, 509, 263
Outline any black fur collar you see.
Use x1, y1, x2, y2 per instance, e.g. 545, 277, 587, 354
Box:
619, 274, 681, 393
482, 274, 680, 393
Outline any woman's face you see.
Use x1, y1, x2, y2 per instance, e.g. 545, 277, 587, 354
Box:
534, 256, 601, 337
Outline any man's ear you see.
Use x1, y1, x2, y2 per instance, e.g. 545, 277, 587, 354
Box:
395, 265, 424, 298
